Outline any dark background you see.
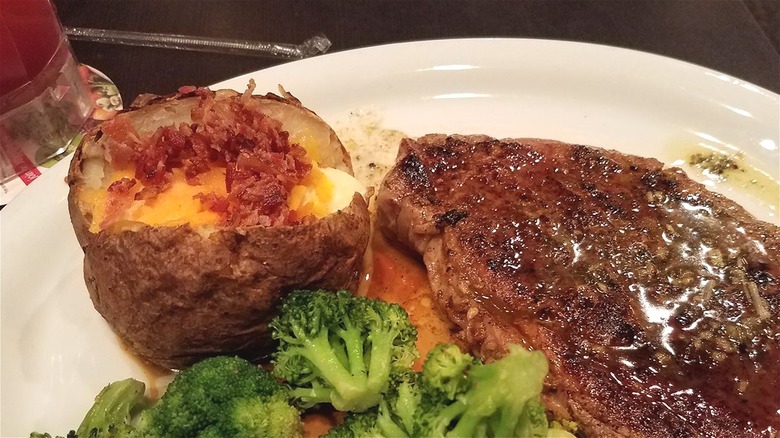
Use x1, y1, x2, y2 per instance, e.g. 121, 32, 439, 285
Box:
53, 0, 780, 102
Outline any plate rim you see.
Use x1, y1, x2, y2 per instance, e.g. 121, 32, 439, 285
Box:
213, 37, 780, 100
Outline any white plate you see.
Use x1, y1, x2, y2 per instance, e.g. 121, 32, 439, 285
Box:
1, 39, 778, 436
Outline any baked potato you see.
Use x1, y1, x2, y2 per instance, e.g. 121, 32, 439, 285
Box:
67, 82, 370, 369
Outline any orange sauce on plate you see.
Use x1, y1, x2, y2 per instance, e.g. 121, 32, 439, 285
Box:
363, 231, 457, 369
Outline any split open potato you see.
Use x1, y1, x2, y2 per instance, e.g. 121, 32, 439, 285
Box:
67, 83, 370, 369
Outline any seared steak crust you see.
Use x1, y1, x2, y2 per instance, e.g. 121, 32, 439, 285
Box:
377, 134, 780, 437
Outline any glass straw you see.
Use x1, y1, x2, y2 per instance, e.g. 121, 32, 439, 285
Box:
64, 27, 332, 59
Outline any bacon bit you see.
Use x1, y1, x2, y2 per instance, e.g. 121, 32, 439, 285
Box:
241, 80, 256, 103
195, 193, 230, 215
97, 84, 312, 227
178, 85, 197, 94
107, 141, 138, 168
101, 178, 137, 229
101, 116, 139, 145
287, 209, 317, 225
134, 185, 160, 201
107, 177, 136, 193
101, 116, 141, 167
134, 172, 172, 201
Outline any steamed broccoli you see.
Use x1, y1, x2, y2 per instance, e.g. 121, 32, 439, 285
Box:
418, 344, 551, 437
270, 290, 418, 412
323, 409, 382, 438
421, 343, 479, 399
196, 393, 302, 438
141, 355, 301, 438
325, 343, 573, 438
326, 371, 423, 437
30, 378, 149, 438
78, 378, 149, 438
374, 371, 422, 437
30, 356, 302, 438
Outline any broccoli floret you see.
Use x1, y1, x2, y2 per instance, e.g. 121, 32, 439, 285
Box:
374, 371, 421, 437
32, 356, 302, 438
270, 290, 418, 412
76, 378, 149, 438
325, 344, 558, 438
421, 343, 480, 399
197, 392, 303, 438
417, 344, 550, 438
324, 371, 422, 438
323, 409, 382, 438
329, 343, 554, 438
29, 378, 149, 438
549, 418, 580, 436
142, 356, 298, 438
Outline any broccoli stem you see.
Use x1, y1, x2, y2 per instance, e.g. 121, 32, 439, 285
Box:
289, 386, 334, 406
337, 320, 368, 380
377, 419, 409, 438
365, 329, 396, 395
299, 329, 373, 410
393, 381, 418, 433
377, 405, 410, 438
431, 400, 467, 436
492, 402, 525, 437
448, 410, 485, 437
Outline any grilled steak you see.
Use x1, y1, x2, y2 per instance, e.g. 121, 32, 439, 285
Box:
377, 134, 780, 437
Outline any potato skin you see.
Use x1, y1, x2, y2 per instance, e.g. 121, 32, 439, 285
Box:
67, 88, 370, 369
78, 194, 368, 369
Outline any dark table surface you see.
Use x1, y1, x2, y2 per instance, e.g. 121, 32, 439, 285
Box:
54, 0, 780, 103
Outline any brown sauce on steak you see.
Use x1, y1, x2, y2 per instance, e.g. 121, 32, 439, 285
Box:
377, 134, 780, 437
474, 152, 779, 427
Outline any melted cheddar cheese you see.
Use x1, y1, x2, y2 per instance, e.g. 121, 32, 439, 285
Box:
81, 163, 363, 232
132, 168, 227, 227
288, 164, 335, 219
80, 167, 228, 232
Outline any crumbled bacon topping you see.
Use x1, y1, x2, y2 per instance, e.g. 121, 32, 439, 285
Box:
107, 177, 136, 193
102, 177, 137, 229
102, 83, 312, 227
178, 85, 198, 94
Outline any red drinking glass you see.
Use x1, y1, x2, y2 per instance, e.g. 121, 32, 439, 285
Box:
0, 0, 92, 182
